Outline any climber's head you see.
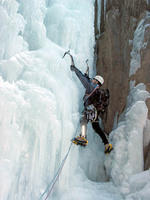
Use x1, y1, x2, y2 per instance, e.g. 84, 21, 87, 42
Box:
92, 75, 104, 86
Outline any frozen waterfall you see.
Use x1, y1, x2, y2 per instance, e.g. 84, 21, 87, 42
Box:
0, 0, 150, 200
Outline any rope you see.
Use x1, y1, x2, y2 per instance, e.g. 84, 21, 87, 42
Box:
38, 122, 80, 200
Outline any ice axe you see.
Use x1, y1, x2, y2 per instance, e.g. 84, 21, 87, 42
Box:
62, 50, 70, 59
62, 50, 75, 66
85, 59, 89, 76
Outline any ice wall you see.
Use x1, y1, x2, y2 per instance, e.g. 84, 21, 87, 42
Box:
129, 12, 150, 77
0, 0, 111, 200
0, 0, 27, 59
104, 83, 150, 198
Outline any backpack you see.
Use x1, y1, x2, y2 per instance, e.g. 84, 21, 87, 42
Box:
91, 88, 110, 115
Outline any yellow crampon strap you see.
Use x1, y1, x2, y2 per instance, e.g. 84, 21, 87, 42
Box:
72, 137, 88, 147
105, 144, 113, 155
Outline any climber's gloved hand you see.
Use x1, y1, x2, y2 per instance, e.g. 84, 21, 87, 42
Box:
70, 65, 76, 71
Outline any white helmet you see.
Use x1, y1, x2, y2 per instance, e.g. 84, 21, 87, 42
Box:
94, 75, 104, 85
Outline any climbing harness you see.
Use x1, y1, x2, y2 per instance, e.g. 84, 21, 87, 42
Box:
85, 105, 98, 124
38, 122, 80, 200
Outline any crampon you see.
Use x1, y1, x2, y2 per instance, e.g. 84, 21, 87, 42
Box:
72, 136, 88, 147
105, 143, 113, 155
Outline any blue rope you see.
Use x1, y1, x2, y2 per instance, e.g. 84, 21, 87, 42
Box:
38, 122, 80, 200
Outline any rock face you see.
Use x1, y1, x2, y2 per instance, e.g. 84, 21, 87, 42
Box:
95, 0, 150, 170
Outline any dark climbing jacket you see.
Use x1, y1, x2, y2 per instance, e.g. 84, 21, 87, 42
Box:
90, 88, 109, 114
71, 65, 110, 115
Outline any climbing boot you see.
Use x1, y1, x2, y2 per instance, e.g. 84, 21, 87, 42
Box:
105, 143, 113, 154
72, 136, 88, 147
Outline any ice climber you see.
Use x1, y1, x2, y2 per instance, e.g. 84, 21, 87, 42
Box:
63, 51, 113, 154
70, 64, 113, 154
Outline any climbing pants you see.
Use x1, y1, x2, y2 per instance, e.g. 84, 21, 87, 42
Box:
92, 121, 108, 145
